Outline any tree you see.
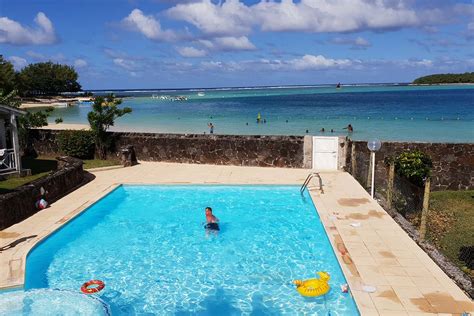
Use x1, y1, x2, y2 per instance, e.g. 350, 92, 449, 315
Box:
17, 62, 81, 95
87, 95, 132, 159
0, 55, 17, 94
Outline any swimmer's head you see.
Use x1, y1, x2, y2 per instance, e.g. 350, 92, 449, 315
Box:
205, 207, 213, 214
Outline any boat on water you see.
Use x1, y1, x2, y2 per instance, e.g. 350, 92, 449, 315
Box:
336, 82, 341, 89
151, 94, 187, 101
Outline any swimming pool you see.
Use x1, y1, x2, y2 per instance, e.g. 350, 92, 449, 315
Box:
24, 185, 359, 315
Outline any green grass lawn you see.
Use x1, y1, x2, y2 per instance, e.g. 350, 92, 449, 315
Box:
0, 156, 120, 193
0, 157, 57, 193
82, 158, 120, 169
427, 190, 474, 274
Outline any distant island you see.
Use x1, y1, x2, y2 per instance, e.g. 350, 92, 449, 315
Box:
413, 72, 474, 84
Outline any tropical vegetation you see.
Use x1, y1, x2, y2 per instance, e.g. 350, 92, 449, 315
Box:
413, 72, 474, 84
394, 150, 432, 187
87, 95, 132, 159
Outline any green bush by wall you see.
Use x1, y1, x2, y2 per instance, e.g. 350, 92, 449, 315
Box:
56, 130, 95, 159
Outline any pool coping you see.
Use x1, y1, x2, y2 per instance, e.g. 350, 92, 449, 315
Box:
0, 162, 473, 315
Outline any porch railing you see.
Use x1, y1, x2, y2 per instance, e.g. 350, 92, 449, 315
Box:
0, 148, 17, 172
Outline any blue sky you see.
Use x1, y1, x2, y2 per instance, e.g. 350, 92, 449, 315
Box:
1, 0, 473, 89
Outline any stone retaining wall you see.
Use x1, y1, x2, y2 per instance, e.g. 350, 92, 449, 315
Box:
29, 130, 305, 168
0, 157, 85, 230
347, 141, 474, 192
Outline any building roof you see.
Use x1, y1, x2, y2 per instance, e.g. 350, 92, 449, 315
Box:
0, 104, 27, 116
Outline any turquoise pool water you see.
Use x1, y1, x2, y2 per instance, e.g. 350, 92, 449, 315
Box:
0, 289, 110, 315
24, 185, 359, 315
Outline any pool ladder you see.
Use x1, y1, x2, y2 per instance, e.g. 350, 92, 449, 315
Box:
300, 172, 324, 194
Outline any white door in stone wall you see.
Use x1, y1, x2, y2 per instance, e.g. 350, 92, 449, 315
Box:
312, 136, 338, 170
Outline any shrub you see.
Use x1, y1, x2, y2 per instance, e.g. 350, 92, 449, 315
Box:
57, 130, 95, 159
55, 117, 63, 124
88, 94, 131, 159
394, 150, 432, 186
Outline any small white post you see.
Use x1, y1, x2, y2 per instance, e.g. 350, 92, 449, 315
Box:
10, 113, 21, 171
370, 151, 375, 198
367, 139, 382, 199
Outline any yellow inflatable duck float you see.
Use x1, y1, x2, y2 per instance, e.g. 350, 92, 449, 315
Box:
293, 271, 330, 297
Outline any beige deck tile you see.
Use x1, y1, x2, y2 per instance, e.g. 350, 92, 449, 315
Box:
406, 313, 438, 316
357, 307, 381, 315
399, 297, 436, 313
403, 267, 433, 278
370, 287, 406, 311
369, 249, 397, 260
385, 275, 416, 287
351, 290, 377, 310
391, 249, 418, 259
391, 286, 424, 299
376, 310, 409, 315
373, 257, 401, 266
380, 266, 408, 277
358, 272, 390, 286
347, 245, 372, 257
397, 258, 423, 267
351, 256, 378, 266
410, 276, 441, 288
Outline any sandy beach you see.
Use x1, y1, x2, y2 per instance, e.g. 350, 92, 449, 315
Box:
20, 97, 93, 109
38, 123, 90, 130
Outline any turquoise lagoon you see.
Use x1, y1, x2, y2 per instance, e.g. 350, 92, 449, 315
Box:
49, 84, 474, 143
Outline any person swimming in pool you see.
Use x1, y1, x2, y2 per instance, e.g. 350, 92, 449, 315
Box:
204, 207, 220, 232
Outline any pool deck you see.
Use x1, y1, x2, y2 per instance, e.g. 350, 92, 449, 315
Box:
0, 162, 472, 315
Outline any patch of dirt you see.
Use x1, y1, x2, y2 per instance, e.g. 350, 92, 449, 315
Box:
427, 208, 455, 248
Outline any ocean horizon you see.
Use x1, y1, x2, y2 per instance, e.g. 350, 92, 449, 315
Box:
52, 84, 474, 143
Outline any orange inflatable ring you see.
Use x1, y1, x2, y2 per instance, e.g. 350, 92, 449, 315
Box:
81, 280, 105, 294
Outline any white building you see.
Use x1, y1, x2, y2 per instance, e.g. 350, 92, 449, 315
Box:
0, 104, 26, 176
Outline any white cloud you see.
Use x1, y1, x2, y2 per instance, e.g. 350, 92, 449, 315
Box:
354, 37, 371, 48
403, 59, 433, 67
256, 0, 419, 33
167, 0, 420, 37
0, 12, 57, 45
74, 59, 88, 68
287, 54, 352, 70
167, 0, 253, 36
177, 46, 207, 57
200, 60, 243, 71
193, 36, 256, 54
193, 54, 353, 72
122, 9, 176, 41
8, 56, 28, 70
26, 51, 67, 63
113, 58, 137, 71
212, 36, 256, 51
330, 36, 371, 49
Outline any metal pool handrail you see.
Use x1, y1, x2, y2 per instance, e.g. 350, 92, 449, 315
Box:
300, 172, 324, 194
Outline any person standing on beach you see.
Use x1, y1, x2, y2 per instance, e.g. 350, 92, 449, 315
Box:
208, 123, 214, 134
